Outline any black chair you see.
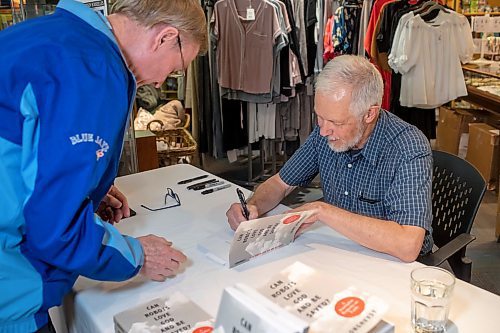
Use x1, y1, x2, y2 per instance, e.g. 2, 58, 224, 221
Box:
419, 150, 486, 282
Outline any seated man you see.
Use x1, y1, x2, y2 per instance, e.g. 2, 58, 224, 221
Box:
226, 55, 433, 262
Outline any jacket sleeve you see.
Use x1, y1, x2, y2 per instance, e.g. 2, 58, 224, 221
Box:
20, 54, 143, 281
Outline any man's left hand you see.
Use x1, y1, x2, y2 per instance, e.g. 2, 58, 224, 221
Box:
97, 185, 130, 224
287, 201, 325, 237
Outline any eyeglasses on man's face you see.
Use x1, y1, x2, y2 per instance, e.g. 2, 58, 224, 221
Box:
171, 35, 186, 78
141, 187, 181, 211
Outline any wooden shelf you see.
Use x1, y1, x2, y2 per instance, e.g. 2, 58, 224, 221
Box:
463, 12, 500, 16
464, 85, 500, 116
463, 64, 500, 80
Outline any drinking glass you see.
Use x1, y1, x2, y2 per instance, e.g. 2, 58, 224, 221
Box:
411, 267, 456, 333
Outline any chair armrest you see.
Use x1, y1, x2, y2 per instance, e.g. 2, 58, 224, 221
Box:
419, 233, 476, 267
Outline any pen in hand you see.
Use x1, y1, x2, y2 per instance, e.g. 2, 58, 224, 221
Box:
236, 188, 250, 220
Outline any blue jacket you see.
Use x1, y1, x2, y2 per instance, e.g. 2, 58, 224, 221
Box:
0, 1, 143, 331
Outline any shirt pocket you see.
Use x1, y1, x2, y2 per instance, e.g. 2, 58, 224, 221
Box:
357, 191, 386, 219
252, 31, 270, 47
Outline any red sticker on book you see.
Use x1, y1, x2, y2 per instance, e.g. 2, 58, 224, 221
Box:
334, 297, 365, 317
283, 214, 301, 224
193, 327, 213, 333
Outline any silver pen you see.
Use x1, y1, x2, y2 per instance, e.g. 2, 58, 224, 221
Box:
201, 183, 231, 195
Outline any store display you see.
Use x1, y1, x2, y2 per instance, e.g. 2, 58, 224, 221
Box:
462, 64, 500, 113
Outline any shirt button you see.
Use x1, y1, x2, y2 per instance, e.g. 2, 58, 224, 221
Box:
344, 191, 349, 196
347, 163, 352, 168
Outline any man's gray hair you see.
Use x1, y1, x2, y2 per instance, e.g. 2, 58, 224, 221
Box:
315, 55, 384, 117
111, 0, 207, 53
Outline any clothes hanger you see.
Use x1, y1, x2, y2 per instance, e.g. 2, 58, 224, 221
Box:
419, 0, 449, 17
412, 0, 436, 14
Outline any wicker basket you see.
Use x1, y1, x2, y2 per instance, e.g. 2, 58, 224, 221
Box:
146, 115, 197, 166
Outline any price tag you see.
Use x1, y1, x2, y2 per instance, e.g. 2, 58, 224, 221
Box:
246, 8, 255, 21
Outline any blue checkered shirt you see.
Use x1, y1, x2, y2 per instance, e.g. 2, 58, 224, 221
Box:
280, 110, 433, 255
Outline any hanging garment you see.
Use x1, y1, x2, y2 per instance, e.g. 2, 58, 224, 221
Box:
389, 11, 474, 108
248, 103, 277, 143
211, 0, 287, 94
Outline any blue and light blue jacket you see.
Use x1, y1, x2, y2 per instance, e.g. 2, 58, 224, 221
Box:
0, 1, 144, 331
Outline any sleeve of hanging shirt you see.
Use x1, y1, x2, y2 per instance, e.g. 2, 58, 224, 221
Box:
19, 51, 143, 281
393, 18, 419, 75
457, 14, 475, 63
388, 12, 414, 73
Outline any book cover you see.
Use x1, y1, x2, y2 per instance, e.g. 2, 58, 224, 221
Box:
113, 292, 211, 333
257, 262, 392, 333
214, 283, 309, 333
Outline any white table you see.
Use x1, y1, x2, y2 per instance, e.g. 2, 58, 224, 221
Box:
66, 164, 500, 333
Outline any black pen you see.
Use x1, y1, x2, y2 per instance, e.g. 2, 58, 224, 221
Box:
201, 184, 231, 195
187, 179, 217, 190
177, 175, 208, 185
236, 188, 250, 220
194, 181, 224, 191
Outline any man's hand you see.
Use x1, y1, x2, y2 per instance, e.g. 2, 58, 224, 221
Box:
137, 234, 187, 281
287, 201, 324, 238
226, 203, 259, 231
97, 185, 130, 224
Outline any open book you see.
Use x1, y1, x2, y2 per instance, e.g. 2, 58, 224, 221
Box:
198, 210, 314, 268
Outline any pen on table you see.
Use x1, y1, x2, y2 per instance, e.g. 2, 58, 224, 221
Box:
236, 188, 250, 220
187, 179, 217, 190
194, 181, 225, 191
177, 175, 208, 185
201, 184, 231, 195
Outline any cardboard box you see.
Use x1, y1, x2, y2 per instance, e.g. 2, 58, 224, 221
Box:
466, 123, 500, 190
436, 107, 474, 155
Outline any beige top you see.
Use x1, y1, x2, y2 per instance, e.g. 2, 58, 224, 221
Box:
212, 0, 285, 94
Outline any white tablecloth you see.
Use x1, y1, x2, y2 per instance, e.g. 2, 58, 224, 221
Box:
65, 164, 500, 333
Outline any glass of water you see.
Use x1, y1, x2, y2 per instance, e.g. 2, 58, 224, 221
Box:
410, 267, 456, 333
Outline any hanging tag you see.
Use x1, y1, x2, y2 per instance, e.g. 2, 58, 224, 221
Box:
246, 7, 255, 21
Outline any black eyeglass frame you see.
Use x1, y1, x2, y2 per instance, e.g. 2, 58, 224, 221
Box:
175, 35, 186, 78
141, 187, 181, 211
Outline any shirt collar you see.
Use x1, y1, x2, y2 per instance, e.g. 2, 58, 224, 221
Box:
358, 109, 388, 166
57, 0, 117, 45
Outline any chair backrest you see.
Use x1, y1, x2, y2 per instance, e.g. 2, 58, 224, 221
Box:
432, 150, 486, 248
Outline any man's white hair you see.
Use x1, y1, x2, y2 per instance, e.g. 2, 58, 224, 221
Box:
315, 55, 383, 117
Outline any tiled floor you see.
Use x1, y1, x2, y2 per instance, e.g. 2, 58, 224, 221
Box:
198, 154, 500, 296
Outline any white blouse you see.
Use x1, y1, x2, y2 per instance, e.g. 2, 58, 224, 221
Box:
389, 10, 475, 109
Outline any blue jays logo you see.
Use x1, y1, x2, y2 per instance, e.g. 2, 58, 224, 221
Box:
69, 133, 110, 161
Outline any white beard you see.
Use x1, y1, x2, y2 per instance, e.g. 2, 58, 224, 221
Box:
327, 121, 367, 153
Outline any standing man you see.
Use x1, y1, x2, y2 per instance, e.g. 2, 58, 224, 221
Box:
227, 55, 433, 263
0, 0, 207, 331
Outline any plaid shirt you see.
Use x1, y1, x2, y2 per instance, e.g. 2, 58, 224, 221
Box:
280, 110, 433, 255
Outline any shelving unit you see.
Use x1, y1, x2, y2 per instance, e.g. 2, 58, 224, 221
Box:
460, 65, 500, 240
464, 11, 500, 15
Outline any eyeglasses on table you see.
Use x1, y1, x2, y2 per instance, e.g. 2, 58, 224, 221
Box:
141, 187, 181, 211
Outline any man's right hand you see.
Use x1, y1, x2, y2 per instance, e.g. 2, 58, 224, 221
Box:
137, 234, 187, 281
226, 203, 259, 231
